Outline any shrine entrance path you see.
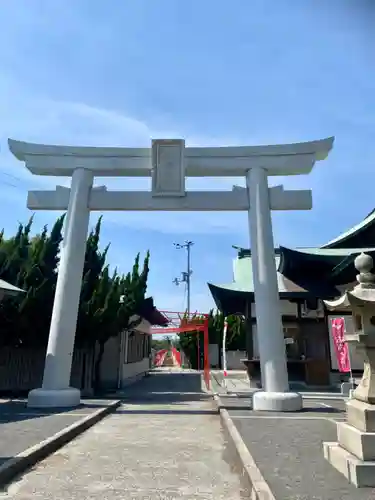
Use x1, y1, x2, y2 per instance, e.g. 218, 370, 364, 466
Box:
3, 371, 250, 499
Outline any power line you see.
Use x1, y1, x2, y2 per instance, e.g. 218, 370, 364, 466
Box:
0, 170, 27, 190
0, 179, 18, 188
0, 171, 22, 182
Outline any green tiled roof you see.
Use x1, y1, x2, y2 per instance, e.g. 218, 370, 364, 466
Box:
210, 254, 309, 295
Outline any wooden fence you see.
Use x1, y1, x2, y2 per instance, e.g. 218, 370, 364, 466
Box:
0, 347, 95, 394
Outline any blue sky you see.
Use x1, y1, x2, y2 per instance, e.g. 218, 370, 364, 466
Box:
0, 0, 374, 314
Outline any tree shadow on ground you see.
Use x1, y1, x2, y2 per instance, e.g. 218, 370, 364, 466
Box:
0, 400, 106, 424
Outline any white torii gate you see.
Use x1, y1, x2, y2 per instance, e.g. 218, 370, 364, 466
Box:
9, 137, 334, 410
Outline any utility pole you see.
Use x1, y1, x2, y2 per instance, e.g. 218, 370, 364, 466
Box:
173, 240, 194, 314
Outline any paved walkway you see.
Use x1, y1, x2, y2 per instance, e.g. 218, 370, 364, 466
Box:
217, 394, 375, 499
3, 372, 249, 499
0, 399, 113, 466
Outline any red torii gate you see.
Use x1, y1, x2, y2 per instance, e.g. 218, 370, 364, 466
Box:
151, 311, 210, 390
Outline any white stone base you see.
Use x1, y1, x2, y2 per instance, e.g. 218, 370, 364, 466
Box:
252, 390, 302, 412
323, 441, 375, 488
27, 387, 81, 408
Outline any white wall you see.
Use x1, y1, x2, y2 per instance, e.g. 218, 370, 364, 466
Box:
100, 327, 151, 390
226, 350, 247, 369
120, 358, 150, 387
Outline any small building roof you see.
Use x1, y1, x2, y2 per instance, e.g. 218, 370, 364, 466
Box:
278, 246, 375, 290
134, 297, 169, 326
207, 252, 332, 315
207, 244, 374, 314
0, 279, 25, 296
208, 208, 375, 314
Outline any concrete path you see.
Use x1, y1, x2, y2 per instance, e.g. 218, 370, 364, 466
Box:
3, 372, 249, 499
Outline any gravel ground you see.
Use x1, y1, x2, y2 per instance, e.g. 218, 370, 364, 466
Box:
0, 399, 112, 466
230, 409, 375, 499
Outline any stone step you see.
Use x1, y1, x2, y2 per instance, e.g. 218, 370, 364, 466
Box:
323, 441, 375, 488
337, 421, 375, 461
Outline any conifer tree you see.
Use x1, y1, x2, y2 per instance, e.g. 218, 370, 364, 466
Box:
0, 215, 151, 393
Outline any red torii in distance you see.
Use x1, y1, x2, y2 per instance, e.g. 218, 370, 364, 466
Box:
151, 311, 210, 390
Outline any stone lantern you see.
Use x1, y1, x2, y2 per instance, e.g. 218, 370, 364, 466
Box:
323, 252, 375, 487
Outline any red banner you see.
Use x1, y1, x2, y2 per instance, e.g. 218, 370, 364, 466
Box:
153, 349, 167, 367
171, 347, 181, 366
331, 317, 351, 373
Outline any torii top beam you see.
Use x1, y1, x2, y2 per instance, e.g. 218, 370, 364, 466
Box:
8, 137, 334, 178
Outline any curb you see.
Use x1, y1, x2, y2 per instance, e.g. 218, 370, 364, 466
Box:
213, 395, 276, 500
0, 399, 121, 489
210, 372, 228, 394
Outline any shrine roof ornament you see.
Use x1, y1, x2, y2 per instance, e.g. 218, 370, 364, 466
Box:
8, 136, 334, 177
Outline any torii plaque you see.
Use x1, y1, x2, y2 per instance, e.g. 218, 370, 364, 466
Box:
8, 136, 334, 409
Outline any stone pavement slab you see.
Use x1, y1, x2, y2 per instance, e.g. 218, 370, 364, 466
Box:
3, 400, 250, 499
229, 408, 375, 499
0, 399, 113, 467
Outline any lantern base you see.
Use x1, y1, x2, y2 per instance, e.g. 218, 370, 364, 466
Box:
323, 398, 375, 487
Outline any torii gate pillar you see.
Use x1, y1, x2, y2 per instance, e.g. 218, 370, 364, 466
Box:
28, 168, 93, 408
8, 136, 334, 409
247, 167, 298, 410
